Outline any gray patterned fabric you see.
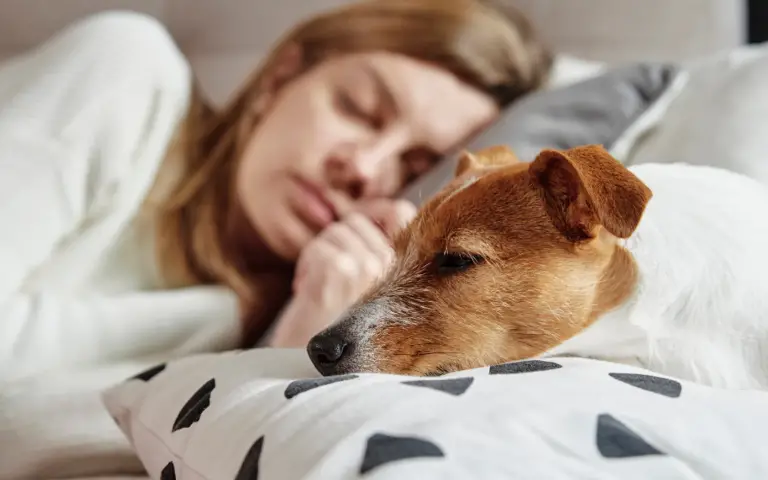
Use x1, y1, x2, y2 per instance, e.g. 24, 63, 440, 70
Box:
402, 63, 680, 205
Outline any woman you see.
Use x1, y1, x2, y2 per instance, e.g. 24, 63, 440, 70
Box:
0, 1, 550, 475
1, 0, 551, 371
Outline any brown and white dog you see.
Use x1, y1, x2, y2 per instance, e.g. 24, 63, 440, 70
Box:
307, 145, 768, 389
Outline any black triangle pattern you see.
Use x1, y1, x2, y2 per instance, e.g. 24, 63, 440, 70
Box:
596, 413, 665, 458
609, 373, 682, 398
284, 374, 358, 399
489, 360, 562, 375
172, 378, 216, 432
160, 461, 176, 480
235, 435, 265, 480
401, 377, 474, 396
360, 433, 444, 475
129, 363, 167, 382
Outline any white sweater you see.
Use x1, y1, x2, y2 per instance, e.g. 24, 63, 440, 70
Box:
0, 12, 241, 478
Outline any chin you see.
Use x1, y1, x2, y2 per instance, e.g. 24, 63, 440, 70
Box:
247, 209, 300, 262
276, 213, 317, 261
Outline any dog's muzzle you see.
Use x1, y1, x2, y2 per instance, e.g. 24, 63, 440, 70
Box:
307, 300, 388, 376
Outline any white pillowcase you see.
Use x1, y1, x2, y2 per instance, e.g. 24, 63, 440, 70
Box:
625, 42, 768, 184
103, 348, 768, 480
546, 54, 607, 89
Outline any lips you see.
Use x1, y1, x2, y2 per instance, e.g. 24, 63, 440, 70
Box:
290, 175, 338, 230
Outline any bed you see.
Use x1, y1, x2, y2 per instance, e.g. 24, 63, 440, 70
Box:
1, 1, 765, 479
104, 43, 768, 479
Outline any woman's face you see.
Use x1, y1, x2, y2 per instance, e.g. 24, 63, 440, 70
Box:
237, 51, 499, 260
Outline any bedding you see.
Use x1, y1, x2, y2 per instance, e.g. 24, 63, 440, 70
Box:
103, 348, 768, 479
624, 42, 768, 185
7, 43, 768, 479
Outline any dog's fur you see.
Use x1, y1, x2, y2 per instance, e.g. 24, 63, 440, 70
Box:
311, 145, 768, 389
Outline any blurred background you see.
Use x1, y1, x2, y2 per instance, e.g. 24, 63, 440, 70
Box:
0, 0, 762, 105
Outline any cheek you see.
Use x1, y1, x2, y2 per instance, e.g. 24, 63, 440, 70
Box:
364, 286, 511, 375
369, 317, 509, 375
256, 88, 343, 171
372, 160, 406, 197
235, 145, 263, 210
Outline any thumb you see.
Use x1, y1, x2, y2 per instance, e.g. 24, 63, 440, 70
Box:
358, 199, 417, 239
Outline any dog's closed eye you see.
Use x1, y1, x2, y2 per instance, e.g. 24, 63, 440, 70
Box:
433, 252, 484, 275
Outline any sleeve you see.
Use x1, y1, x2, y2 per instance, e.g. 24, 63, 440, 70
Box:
0, 11, 239, 378
0, 288, 241, 380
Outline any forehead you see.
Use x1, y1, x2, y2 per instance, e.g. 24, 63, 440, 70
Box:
396, 163, 557, 252
338, 52, 498, 152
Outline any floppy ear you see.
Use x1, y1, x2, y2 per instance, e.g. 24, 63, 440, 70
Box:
455, 145, 520, 177
529, 145, 652, 241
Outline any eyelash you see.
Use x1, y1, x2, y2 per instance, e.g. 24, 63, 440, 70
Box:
433, 252, 485, 275
336, 90, 382, 130
401, 149, 438, 185
336, 91, 437, 186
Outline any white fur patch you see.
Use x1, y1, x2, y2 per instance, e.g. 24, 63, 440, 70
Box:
546, 163, 768, 390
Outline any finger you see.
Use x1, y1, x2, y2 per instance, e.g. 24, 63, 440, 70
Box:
293, 246, 313, 293
299, 241, 349, 304
314, 242, 367, 306
357, 199, 417, 239
329, 217, 390, 281
320, 221, 370, 260
343, 213, 394, 264
385, 199, 418, 235
316, 229, 384, 298
294, 239, 336, 293
292, 262, 306, 293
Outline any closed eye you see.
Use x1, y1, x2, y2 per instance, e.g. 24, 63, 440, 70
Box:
433, 252, 484, 275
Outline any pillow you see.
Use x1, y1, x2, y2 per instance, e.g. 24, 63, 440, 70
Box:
623, 42, 768, 185
401, 62, 683, 205
104, 349, 768, 479
545, 54, 608, 89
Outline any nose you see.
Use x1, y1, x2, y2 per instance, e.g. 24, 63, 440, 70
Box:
327, 157, 376, 199
307, 334, 349, 375
327, 139, 401, 199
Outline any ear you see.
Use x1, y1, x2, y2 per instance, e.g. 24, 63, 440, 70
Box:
529, 145, 652, 241
455, 145, 520, 177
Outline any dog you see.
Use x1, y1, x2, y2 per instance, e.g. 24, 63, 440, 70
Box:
307, 144, 768, 390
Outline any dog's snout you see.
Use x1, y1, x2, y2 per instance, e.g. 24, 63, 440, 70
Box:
307, 300, 388, 375
307, 334, 349, 375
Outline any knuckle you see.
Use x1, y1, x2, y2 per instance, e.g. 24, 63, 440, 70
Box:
346, 212, 370, 226
334, 254, 359, 278
334, 224, 358, 243
364, 263, 381, 282
363, 257, 384, 280
321, 223, 344, 239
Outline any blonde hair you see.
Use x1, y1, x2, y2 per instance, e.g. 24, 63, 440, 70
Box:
149, 0, 553, 340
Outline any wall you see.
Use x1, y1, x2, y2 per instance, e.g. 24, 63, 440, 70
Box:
0, 0, 747, 104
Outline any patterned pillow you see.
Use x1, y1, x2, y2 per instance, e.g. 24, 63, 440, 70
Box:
103, 348, 768, 479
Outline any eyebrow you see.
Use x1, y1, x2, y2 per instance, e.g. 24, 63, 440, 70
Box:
363, 63, 400, 116
445, 232, 496, 260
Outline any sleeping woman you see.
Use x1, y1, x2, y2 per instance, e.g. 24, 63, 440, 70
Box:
0, 0, 551, 477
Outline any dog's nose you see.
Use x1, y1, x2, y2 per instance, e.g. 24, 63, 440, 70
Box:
307, 334, 349, 375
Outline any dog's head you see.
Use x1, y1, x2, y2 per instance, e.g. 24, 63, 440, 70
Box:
307, 145, 652, 376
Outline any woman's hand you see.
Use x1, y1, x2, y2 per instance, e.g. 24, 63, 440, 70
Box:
268, 199, 416, 348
